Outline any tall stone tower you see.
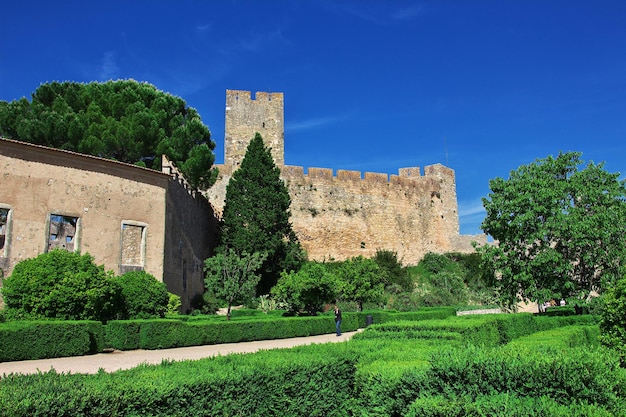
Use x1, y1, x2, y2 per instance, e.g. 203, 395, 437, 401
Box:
224, 90, 285, 167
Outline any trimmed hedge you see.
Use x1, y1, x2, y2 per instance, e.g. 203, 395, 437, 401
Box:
0, 321, 104, 361
0, 344, 358, 417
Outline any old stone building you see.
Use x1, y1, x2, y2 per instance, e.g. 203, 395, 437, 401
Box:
208, 90, 485, 265
0, 89, 484, 311
0, 138, 218, 311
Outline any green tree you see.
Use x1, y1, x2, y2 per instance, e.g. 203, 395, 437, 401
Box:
600, 276, 626, 366
337, 256, 386, 311
219, 133, 306, 295
1, 250, 121, 321
0, 80, 218, 189
204, 249, 266, 320
271, 262, 337, 315
477, 152, 626, 309
111, 270, 170, 319
374, 249, 413, 291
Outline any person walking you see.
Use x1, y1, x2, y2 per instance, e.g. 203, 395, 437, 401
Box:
334, 305, 342, 336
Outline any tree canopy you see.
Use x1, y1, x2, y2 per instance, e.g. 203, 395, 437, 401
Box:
477, 151, 626, 309
0, 80, 217, 189
204, 249, 266, 320
219, 133, 306, 295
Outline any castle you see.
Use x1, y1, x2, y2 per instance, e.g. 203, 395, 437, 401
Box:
207, 90, 484, 265
0, 89, 483, 311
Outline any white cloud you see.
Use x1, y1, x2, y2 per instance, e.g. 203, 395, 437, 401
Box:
98, 51, 120, 80
286, 116, 342, 132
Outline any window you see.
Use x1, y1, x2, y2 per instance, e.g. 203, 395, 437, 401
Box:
48, 214, 79, 252
121, 221, 147, 273
0, 207, 10, 255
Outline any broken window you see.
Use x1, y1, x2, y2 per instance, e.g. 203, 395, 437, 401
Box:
0, 207, 9, 253
48, 214, 78, 252
121, 222, 146, 273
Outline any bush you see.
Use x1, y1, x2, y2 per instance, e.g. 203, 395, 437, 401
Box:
111, 271, 169, 319
600, 275, 626, 365
1, 250, 121, 321
272, 262, 337, 315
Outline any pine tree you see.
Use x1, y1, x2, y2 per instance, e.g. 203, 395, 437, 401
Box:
220, 133, 306, 294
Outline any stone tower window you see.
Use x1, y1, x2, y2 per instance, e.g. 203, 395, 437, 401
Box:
120, 221, 147, 274
47, 214, 79, 252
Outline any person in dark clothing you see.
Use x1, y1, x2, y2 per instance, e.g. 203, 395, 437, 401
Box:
334, 305, 342, 336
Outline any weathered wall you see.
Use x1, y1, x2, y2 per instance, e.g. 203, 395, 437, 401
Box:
210, 89, 486, 265
162, 156, 219, 313
225, 90, 284, 167
0, 139, 217, 311
208, 163, 484, 265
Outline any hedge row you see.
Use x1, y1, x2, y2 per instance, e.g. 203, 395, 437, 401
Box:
0, 344, 358, 417
0, 315, 359, 362
348, 316, 622, 416
0, 308, 455, 362
0, 321, 104, 362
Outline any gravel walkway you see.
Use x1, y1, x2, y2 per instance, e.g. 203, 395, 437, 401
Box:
0, 331, 359, 377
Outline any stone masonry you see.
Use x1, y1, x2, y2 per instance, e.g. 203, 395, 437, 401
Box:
208, 90, 485, 265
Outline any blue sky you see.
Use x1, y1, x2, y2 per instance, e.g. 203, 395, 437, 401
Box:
1, 1, 625, 236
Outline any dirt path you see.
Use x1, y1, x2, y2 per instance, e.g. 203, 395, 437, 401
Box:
0, 331, 359, 377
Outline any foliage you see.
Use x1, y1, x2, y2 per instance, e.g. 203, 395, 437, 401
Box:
111, 271, 169, 319
336, 256, 386, 311
256, 294, 287, 313
600, 275, 626, 365
271, 262, 337, 315
0, 80, 218, 189
204, 248, 267, 320
219, 133, 306, 295
0, 320, 105, 361
411, 253, 488, 307
374, 249, 413, 291
477, 151, 626, 309
166, 292, 182, 316
1, 250, 121, 321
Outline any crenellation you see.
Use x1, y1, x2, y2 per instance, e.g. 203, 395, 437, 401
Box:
364, 172, 389, 184
399, 167, 421, 177
207, 89, 484, 265
308, 167, 334, 181
337, 170, 361, 181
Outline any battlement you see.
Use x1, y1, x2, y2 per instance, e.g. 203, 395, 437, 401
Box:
226, 89, 284, 104
214, 163, 453, 191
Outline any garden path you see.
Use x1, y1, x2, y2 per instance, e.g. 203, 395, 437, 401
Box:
0, 330, 359, 377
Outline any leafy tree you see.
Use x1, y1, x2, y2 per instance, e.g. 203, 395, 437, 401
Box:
477, 152, 626, 309
111, 270, 169, 319
0, 80, 218, 189
204, 249, 266, 320
600, 277, 626, 366
1, 250, 121, 321
271, 262, 337, 315
219, 133, 306, 295
374, 249, 413, 291
337, 256, 386, 311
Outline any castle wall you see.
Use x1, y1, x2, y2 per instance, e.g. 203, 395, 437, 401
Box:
207, 163, 482, 265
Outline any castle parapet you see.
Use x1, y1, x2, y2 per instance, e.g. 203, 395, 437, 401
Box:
364, 172, 389, 184
308, 167, 334, 181
337, 170, 361, 181
399, 167, 421, 177
282, 165, 305, 180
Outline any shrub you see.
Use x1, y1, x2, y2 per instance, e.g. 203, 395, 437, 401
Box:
111, 271, 169, 319
272, 262, 337, 315
600, 275, 626, 365
1, 250, 121, 321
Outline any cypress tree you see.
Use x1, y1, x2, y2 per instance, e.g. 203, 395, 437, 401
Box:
220, 133, 306, 294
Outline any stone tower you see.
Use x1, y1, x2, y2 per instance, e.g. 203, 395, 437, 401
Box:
224, 90, 285, 167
